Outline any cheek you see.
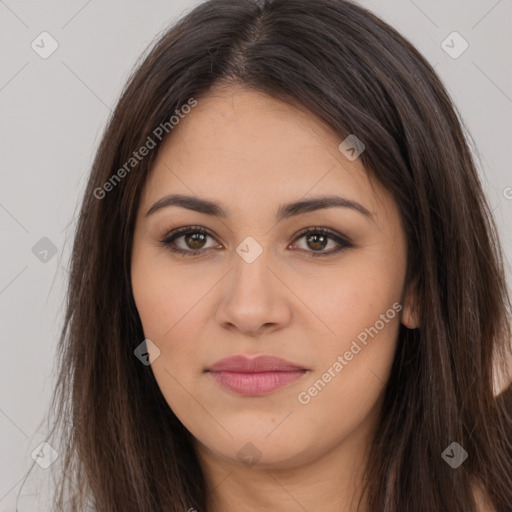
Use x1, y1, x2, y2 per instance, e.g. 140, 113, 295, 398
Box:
131, 253, 215, 379
294, 252, 403, 351
131, 258, 206, 419
131, 251, 203, 340
296, 287, 400, 446
131, 273, 170, 342
293, 251, 403, 419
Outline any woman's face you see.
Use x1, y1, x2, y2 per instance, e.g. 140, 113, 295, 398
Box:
131, 85, 416, 473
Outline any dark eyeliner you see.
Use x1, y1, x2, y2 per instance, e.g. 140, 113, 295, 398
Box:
160, 225, 353, 257
293, 226, 353, 257
160, 226, 213, 257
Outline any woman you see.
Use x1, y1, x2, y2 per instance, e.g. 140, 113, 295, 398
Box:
40, 0, 512, 510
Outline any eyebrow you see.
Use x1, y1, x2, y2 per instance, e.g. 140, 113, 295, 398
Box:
145, 193, 373, 222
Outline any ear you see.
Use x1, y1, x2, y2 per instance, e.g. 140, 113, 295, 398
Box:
401, 278, 420, 329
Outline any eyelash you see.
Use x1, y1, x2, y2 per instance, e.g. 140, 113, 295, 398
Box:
159, 225, 353, 258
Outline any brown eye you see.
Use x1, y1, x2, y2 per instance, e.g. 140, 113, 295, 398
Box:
291, 227, 353, 257
184, 232, 208, 250
161, 226, 219, 257
161, 225, 352, 258
305, 233, 329, 251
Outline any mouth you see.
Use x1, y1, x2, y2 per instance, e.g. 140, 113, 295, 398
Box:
205, 355, 308, 396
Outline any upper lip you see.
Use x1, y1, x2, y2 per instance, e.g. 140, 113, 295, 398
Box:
206, 355, 307, 373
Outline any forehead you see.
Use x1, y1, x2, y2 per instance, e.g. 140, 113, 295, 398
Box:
165, 86, 344, 169
139, 85, 394, 225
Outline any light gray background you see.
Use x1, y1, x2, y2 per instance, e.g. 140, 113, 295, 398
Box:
1, 0, 511, 509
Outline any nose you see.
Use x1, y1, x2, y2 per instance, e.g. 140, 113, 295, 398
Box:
215, 246, 292, 337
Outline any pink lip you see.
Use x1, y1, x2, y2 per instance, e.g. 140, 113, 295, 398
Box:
206, 355, 308, 396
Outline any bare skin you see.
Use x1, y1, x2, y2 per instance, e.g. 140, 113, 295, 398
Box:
131, 84, 420, 512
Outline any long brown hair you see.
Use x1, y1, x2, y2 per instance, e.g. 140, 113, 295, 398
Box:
31, 0, 512, 510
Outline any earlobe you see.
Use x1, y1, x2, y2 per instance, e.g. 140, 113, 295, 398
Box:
401, 280, 420, 329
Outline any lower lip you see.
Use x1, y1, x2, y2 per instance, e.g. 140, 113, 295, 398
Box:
208, 370, 306, 396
